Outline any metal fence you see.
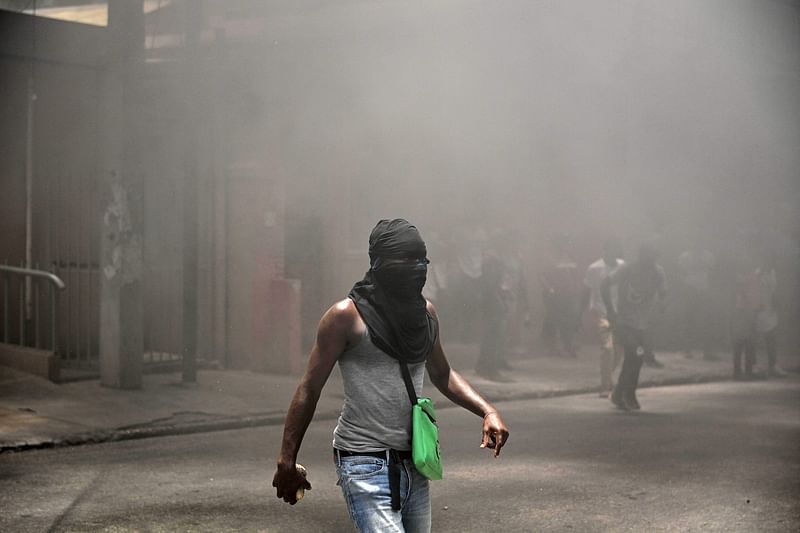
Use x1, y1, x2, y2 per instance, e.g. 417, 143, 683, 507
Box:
143, 264, 183, 367
46, 170, 184, 372
48, 172, 101, 369
0, 264, 65, 354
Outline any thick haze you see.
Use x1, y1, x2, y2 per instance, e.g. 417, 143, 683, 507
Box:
232, 0, 799, 350
241, 0, 800, 261
1, 0, 798, 363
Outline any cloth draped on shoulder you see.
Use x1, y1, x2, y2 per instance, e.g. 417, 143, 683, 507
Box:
348, 219, 439, 364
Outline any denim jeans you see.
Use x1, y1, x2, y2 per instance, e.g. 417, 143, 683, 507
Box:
335, 451, 431, 533
614, 325, 645, 401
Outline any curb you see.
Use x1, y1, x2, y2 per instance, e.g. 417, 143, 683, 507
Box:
0, 373, 734, 454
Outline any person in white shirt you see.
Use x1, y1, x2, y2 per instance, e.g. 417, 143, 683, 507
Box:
582, 240, 624, 398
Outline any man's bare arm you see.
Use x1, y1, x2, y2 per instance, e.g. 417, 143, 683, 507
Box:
272, 300, 356, 504
425, 303, 510, 457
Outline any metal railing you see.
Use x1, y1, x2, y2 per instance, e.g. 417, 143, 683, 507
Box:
0, 264, 65, 354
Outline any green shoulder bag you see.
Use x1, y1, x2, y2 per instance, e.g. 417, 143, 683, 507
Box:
400, 362, 443, 480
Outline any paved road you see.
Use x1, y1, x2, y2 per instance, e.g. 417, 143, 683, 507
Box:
1, 379, 798, 532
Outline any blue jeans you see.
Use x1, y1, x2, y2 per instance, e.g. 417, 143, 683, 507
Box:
335, 451, 431, 533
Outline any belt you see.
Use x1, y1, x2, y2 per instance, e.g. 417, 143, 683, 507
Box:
334, 448, 412, 511
334, 448, 412, 460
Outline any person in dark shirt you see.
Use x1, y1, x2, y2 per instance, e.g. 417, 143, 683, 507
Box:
602, 243, 667, 411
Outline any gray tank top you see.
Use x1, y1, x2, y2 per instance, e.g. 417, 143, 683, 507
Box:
332, 330, 425, 452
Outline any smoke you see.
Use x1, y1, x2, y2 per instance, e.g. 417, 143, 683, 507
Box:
242, 0, 800, 249
4, 0, 797, 364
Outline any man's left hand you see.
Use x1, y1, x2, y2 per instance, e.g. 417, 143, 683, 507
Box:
480, 412, 510, 457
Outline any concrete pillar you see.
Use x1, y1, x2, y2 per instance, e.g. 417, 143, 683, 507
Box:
98, 0, 144, 389
181, 0, 204, 383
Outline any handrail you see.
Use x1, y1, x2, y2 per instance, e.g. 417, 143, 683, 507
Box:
1, 264, 66, 355
0, 264, 66, 290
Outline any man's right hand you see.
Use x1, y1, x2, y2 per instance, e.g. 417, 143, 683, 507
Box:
272, 462, 312, 505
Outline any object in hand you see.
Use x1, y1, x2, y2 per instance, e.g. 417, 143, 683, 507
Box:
295, 464, 307, 502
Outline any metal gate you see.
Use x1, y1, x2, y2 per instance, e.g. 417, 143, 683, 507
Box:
48, 171, 101, 370
46, 172, 186, 372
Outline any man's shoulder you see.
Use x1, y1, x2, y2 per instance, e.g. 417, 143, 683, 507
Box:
425, 299, 439, 320
322, 298, 362, 332
331, 297, 357, 314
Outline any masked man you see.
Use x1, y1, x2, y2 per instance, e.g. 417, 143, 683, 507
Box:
272, 219, 510, 533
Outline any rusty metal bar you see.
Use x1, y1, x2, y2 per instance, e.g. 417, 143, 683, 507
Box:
55, 171, 63, 360
76, 172, 83, 364
24, 74, 35, 323
3, 266, 8, 343
50, 282, 58, 353
34, 280, 40, 348
19, 279, 24, 344
86, 174, 93, 361
66, 172, 73, 362
159, 267, 165, 362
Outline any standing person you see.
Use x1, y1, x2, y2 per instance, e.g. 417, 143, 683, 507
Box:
451, 227, 485, 342
540, 234, 581, 357
731, 255, 760, 380
602, 243, 667, 411
475, 245, 511, 381
582, 239, 624, 398
497, 229, 530, 358
754, 252, 786, 378
272, 219, 510, 533
677, 244, 717, 360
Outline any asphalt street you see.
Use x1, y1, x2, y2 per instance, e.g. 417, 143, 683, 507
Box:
1, 379, 798, 532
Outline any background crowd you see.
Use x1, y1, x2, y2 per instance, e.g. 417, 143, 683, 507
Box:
421, 224, 799, 387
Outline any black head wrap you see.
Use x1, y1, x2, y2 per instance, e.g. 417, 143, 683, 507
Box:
348, 219, 439, 364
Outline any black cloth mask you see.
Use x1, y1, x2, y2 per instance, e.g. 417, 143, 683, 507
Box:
348, 219, 439, 364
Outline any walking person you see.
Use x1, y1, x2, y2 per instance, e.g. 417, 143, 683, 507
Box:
582, 239, 624, 398
272, 219, 510, 533
602, 243, 667, 411
540, 234, 581, 357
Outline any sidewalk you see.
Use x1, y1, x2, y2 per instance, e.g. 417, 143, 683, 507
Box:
0, 343, 749, 453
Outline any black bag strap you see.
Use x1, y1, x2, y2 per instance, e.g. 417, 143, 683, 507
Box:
394, 362, 418, 512
399, 361, 419, 407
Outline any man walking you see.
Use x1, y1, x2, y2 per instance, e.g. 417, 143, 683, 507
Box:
582, 240, 624, 398
602, 243, 667, 411
272, 219, 510, 532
